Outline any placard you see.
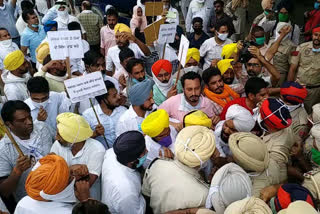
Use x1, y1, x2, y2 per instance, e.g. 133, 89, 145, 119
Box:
178, 34, 190, 67
64, 72, 107, 103
145, 2, 164, 16
144, 18, 165, 46
157, 23, 176, 44
47, 30, 84, 60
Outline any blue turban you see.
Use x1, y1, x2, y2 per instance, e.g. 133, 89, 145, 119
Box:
44, 20, 57, 33
129, 79, 154, 106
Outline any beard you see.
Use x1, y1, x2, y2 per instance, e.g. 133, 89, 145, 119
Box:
223, 77, 234, 85
247, 70, 258, 77
161, 79, 169, 83
118, 41, 129, 50
103, 99, 119, 110
220, 129, 229, 143
186, 94, 200, 103
313, 39, 320, 46
140, 103, 153, 111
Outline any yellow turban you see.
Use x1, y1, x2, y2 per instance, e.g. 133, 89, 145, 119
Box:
114, 23, 132, 34
3, 50, 25, 71
141, 109, 169, 138
36, 42, 50, 65
221, 43, 238, 59
224, 197, 272, 214
183, 110, 212, 128
25, 154, 70, 201
217, 59, 234, 75
175, 126, 215, 168
186, 48, 200, 66
56, 113, 93, 143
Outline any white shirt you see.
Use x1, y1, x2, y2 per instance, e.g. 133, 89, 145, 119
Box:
106, 43, 145, 75
2, 71, 31, 101
83, 104, 127, 149
101, 149, 146, 214
200, 37, 233, 70
185, 0, 213, 33
54, 15, 86, 33
24, 91, 71, 135
156, 7, 179, 25
50, 138, 106, 200
0, 41, 19, 69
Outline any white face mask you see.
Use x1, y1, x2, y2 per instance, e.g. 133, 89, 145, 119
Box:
32, 99, 49, 109
184, 66, 202, 74
57, 10, 69, 18
217, 32, 228, 41
0, 39, 12, 48
0, 5, 5, 10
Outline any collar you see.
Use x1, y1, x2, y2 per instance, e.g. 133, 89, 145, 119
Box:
128, 105, 140, 119
45, 72, 68, 82
178, 94, 202, 112
173, 159, 201, 178
81, 10, 92, 13
261, 128, 285, 142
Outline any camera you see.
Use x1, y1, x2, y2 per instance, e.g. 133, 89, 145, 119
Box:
238, 40, 258, 63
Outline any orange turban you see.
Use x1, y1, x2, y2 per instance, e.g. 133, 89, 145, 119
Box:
25, 154, 70, 201
151, 59, 172, 76
313, 27, 320, 34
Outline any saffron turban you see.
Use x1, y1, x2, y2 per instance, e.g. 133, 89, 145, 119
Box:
313, 26, 320, 34
56, 113, 93, 143
229, 132, 269, 172
217, 59, 234, 75
224, 197, 272, 214
36, 42, 50, 65
221, 43, 237, 59
206, 163, 252, 214
277, 201, 318, 214
226, 104, 255, 132
280, 81, 307, 105
186, 48, 200, 65
25, 154, 70, 201
260, 98, 292, 130
141, 109, 169, 138
128, 79, 154, 106
151, 59, 172, 76
114, 23, 132, 34
183, 110, 212, 128
3, 50, 25, 71
175, 126, 215, 168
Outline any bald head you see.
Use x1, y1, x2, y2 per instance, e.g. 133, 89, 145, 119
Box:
81, 1, 91, 10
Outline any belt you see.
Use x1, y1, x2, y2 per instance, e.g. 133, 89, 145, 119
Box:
306, 84, 320, 89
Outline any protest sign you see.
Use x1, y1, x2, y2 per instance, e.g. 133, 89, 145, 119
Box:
145, 1, 164, 16
144, 18, 165, 46
157, 23, 176, 44
177, 34, 190, 68
64, 72, 107, 103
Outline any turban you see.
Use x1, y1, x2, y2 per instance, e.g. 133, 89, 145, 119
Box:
151, 59, 172, 77
224, 197, 272, 214
229, 132, 269, 172
36, 42, 50, 64
141, 109, 169, 138
226, 104, 255, 132
269, 183, 315, 213
261, 0, 273, 10
175, 126, 215, 168
260, 98, 292, 130
3, 50, 25, 71
113, 131, 146, 165
278, 201, 318, 214
56, 113, 93, 143
114, 23, 132, 34
183, 110, 212, 128
313, 26, 320, 34
217, 59, 234, 75
207, 163, 252, 214
312, 104, 320, 124
44, 20, 57, 33
276, 0, 294, 12
25, 154, 70, 201
186, 48, 200, 65
221, 43, 238, 59
128, 79, 154, 106
280, 81, 307, 105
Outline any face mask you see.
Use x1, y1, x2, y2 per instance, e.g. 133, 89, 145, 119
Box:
278, 13, 289, 22
311, 148, 320, 165
0, 39, 12, 48
32, 99, 49, 109
157, 135, 172, 147
31, 24, 39, 28
0, 5, 5, 10
136, 153, 148, 169
217, 32, 228, 41
264, 10, 270, 15
255, 36, 265, 46
184, 66, 202, 74
315, 2, 320, 10
313, 48, 320, 53
57, 10, 68, 18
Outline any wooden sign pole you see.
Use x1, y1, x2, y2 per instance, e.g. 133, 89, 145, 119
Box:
66, 56, 72, 79
0, 118, 24, 156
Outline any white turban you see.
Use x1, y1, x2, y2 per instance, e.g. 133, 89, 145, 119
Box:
226, 104, 255, 132
311, 124, 320, 149
312, 104, 320, 124
224, 197, 272, 214
277, 201, 318, 214
175, 126, 215, 168
206, 163, 252, 214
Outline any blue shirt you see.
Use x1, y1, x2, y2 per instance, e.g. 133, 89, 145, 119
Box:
0, 2, 19, 38
21, 25, 46, 63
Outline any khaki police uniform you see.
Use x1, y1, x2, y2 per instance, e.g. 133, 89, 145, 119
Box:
291, 41, 320, 113
302, 168, 320, 200
290, 106, 310, 144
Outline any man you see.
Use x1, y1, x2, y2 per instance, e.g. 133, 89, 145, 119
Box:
151, 59, 183, 106
304, 0, 320, 41
0, 0, 19, 46
288, 26, 320, 114
50, 113, 105, 200
21, 9, 46, 67
159, 72, 220, 123
0, 28, 19, 71
16, 1, 38, 36
142, 126, 216, 213
0, 100, 52, 202
220, 77, 269, 119
186, 0, 213, 34
100, 8, 118, 59
156, 0, 179, 25
106, 23, 150, 76
114, 47, 134, 89
101, 131, 147, 213
83, 81, 127, 149
187, 17, 209, 50
15, 154, 91, 213
116, 79, 155, 137
41, 0, 75, 25
179, 48, 203, 77
2, 50, 31, 100
200, 22, 233, 70
217, 59, 246, 86
141, 109, 178, 167
125, 58, 150, 94
24, 77, 71, 135
208, 0, 235, 36
77, 1, 103, 51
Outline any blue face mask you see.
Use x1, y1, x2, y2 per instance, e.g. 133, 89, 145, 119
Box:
315, 2, 320, 10
157, 135, 172, 147
313, 48, 320, 53
31, 24, 39, 28
136, 153, 148, 169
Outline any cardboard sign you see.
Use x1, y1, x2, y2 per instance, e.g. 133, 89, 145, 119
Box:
47, 30, 84, 60
177, 35, 190, 67
157, 23, 176, 44
144, 18, 165, 46
64, 72, 107, 103
145, 1, 164, 16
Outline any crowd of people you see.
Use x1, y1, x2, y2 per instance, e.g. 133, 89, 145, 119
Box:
0, 0, 320, 213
